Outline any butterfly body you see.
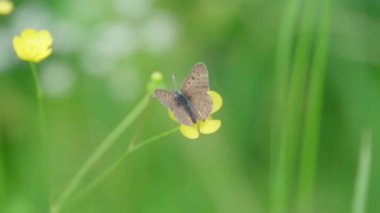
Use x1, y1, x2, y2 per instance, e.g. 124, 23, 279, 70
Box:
173, 91, 197, 124
155, 62, 213, 126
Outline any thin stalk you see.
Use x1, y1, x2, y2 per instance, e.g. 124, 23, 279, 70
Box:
296, 0, 331, 212
68, 127, 179, 206
30, 62, 50, 209
30, 62, 43, 100
352, 129, 372, 213
30, 62, 46, 135
129, 99, 151, 147
51, 95, 151, 213
271, 0, 316, 212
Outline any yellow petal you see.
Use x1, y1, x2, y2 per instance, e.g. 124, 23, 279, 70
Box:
13, 29, 54, 63
199, 119, 221, 134
208, 91, 222, 114
13, 36, 24, 58
179, 124, 199, 139
21, 29, 38, 40
34, 48, 52, 63
37, 30, 53, 47
168, 109, 177, 122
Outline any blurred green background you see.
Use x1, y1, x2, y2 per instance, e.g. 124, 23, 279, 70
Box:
1, 0, 379, 212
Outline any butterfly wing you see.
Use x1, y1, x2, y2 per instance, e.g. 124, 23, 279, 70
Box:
154, 89, 193, 126
181, 62, 210, 94
189, 92, 213, 121
181, 62, 213, 120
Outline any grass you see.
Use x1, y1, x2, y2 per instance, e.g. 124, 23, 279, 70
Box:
270, 0, 332, 212
352, 129, 372, 213
0, 122, 5, 213
295, 0, 331, 211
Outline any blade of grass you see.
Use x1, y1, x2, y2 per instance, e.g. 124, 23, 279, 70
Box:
0, 119, 6, 213
270, 0, 301, 203
271, 0, 317, 212
295, 0, 331, 211
352, 129, 372, 213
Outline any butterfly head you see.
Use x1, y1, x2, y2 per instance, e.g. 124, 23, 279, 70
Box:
174, 91, 187, 105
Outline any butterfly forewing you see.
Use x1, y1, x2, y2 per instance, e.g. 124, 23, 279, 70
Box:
154, 89, 193, 126
181, 62, 213, 120
181, 62, 210, 95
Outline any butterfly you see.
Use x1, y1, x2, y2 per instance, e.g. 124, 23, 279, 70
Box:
154, 62, 214, 126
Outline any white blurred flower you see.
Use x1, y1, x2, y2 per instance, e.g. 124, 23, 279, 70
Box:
108, 68, 141, 102
113, 0, 152, 19
41, 60, 76, 98
10, 3, 53, 34
139, 12, 178, 54
92, 23, 139, 58
52, 21, 86, 54
81, 52, 119, 77
80, 23, 139, 77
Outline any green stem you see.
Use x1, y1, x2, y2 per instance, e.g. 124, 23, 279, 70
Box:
68, 127, 179, 207
128, 127, 179, 153
129, 99, 151, 147
30, 62, 46, 135
51, 95, 151, 213
352, 129, 372, 213
296, 0, 331, 212
30, 62, 50, 207
271, 0, 316, 212
30, 62, 43, 100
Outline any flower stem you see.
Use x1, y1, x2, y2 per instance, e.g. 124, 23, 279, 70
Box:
51, 95, 151, 213
68, 127, 179, 207
30, 62, 45, 133
30, 63, 43, 99
30, 62, 50, 210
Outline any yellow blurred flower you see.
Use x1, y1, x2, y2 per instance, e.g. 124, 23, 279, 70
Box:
0, 0, 13, 15
169, 90, 223, 139
13, 29, 53, 63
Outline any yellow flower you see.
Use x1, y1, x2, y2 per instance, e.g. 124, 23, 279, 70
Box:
0, 0, 13, 15
13, 29, 53, 63
169, 90, 223, 139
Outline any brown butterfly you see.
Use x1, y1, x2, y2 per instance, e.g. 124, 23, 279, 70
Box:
154, 62, 213, 126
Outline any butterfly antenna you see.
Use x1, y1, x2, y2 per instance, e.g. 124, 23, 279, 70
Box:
172, 74, 178, 91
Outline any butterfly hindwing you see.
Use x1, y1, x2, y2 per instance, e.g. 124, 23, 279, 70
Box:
154, 89, 176, 109
190, 92, 213, 121
154, 89, 193, 126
